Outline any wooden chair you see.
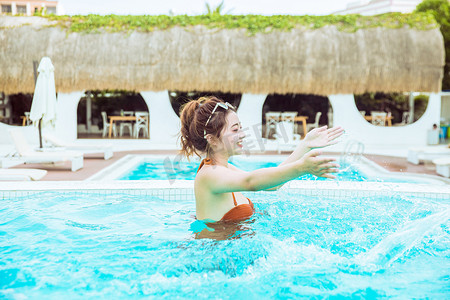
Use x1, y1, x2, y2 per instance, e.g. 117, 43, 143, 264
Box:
265, 112, 281, 139
370, 111, 387, 126
101, 111, 116, 137
119, 110, 134, 137
306, 112, 322, 132
394, 112, 410, 126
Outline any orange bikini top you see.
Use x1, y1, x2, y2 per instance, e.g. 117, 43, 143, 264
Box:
197, 158, 255, 222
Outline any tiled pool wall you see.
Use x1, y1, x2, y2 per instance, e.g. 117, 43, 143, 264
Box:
1, 181, 449, 202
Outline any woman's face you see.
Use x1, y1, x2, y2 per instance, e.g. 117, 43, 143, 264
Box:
218, 111, 245, 156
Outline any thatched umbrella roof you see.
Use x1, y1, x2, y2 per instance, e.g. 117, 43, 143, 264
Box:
0, 15, 445, 95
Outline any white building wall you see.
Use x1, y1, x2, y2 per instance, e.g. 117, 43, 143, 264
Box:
41, 90, 443, 151
50, 90, 181, 145
329, 94, 441, 147
334, 0, 421, 15
140, 91, 180, 144
56, 2, 64, 15
441, 93, 450, 123
55, 92, 84, 142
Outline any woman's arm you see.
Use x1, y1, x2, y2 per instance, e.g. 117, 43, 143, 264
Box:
264, 126, 344, 191
199, 150, 338, 194
216, 126, 344, 192
280, 126, 344, 166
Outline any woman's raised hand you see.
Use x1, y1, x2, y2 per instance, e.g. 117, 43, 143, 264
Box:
303, 126, 344, 149
299, 149, 340, 179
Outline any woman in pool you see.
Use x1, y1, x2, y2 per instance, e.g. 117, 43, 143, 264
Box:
180, 96, 344, 225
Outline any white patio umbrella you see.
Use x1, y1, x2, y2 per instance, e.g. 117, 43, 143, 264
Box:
30, 57, 57, 148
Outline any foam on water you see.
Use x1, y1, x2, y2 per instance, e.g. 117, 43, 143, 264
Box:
0, 190, 448, 298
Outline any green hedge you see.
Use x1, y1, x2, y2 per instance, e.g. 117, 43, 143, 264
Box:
41, 12, 438, 34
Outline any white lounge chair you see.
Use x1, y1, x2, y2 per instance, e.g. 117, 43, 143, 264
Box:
433, 157, 450, 178
274, 121, 301, 153
43, 132, 113, 160
407, 145, 450, 165
0, 168, 47, 181
7, 128, 84, 171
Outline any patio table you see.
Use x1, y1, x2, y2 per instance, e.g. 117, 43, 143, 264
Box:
108, 116, 136, 138
294, 116, 309, 136
21, 116, 28, 126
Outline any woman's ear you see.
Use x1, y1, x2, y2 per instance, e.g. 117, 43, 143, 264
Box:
204, 134, 213, 144
205, 134, 218, 146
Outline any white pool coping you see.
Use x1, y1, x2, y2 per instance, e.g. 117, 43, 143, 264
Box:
85, 154, 450, 185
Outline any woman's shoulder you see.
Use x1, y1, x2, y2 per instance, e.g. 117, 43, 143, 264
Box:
197, 163, 226, 177
196, 163, 242, 182
195, 164, 227, 193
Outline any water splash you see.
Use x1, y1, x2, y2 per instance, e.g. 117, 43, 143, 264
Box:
339, 139, 365, 173
355, 207, 450, 271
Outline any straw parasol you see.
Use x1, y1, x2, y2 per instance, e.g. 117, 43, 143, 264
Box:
29, 57, 57, 148
0, 16, 445, 95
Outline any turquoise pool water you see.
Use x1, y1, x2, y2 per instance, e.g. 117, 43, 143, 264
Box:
119, 157, 414, 183
1, 190, 448, 298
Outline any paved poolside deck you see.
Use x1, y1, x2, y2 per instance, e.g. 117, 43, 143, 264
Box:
6, 149, 445, 181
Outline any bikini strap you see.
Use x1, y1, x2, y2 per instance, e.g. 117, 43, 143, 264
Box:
196, 158, 213, 173
231, 192, 238, 206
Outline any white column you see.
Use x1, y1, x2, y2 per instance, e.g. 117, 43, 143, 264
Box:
26, 3, 31, 16
140, 91, 180, 144
86, 92, 92, 133
236, 94, 266, 153
408, 92, 415, 124
11, 2, 16, 15
236, 94, 266, 140
55, 92, 84, 142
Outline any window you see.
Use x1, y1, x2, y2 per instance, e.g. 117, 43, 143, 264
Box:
46, 6, 56, 14
1, 5, 12, 13
17, 5, 27, 14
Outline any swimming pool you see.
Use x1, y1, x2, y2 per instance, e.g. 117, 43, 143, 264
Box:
88, 154, 449, 185
0, 181, 449, 298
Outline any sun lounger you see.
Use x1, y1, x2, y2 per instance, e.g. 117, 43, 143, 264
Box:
407, 146, 450, 165
0, 168, 47, 181
43, 133, 113, 160
8, 128, 84, 172
433, 157, 450, 178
